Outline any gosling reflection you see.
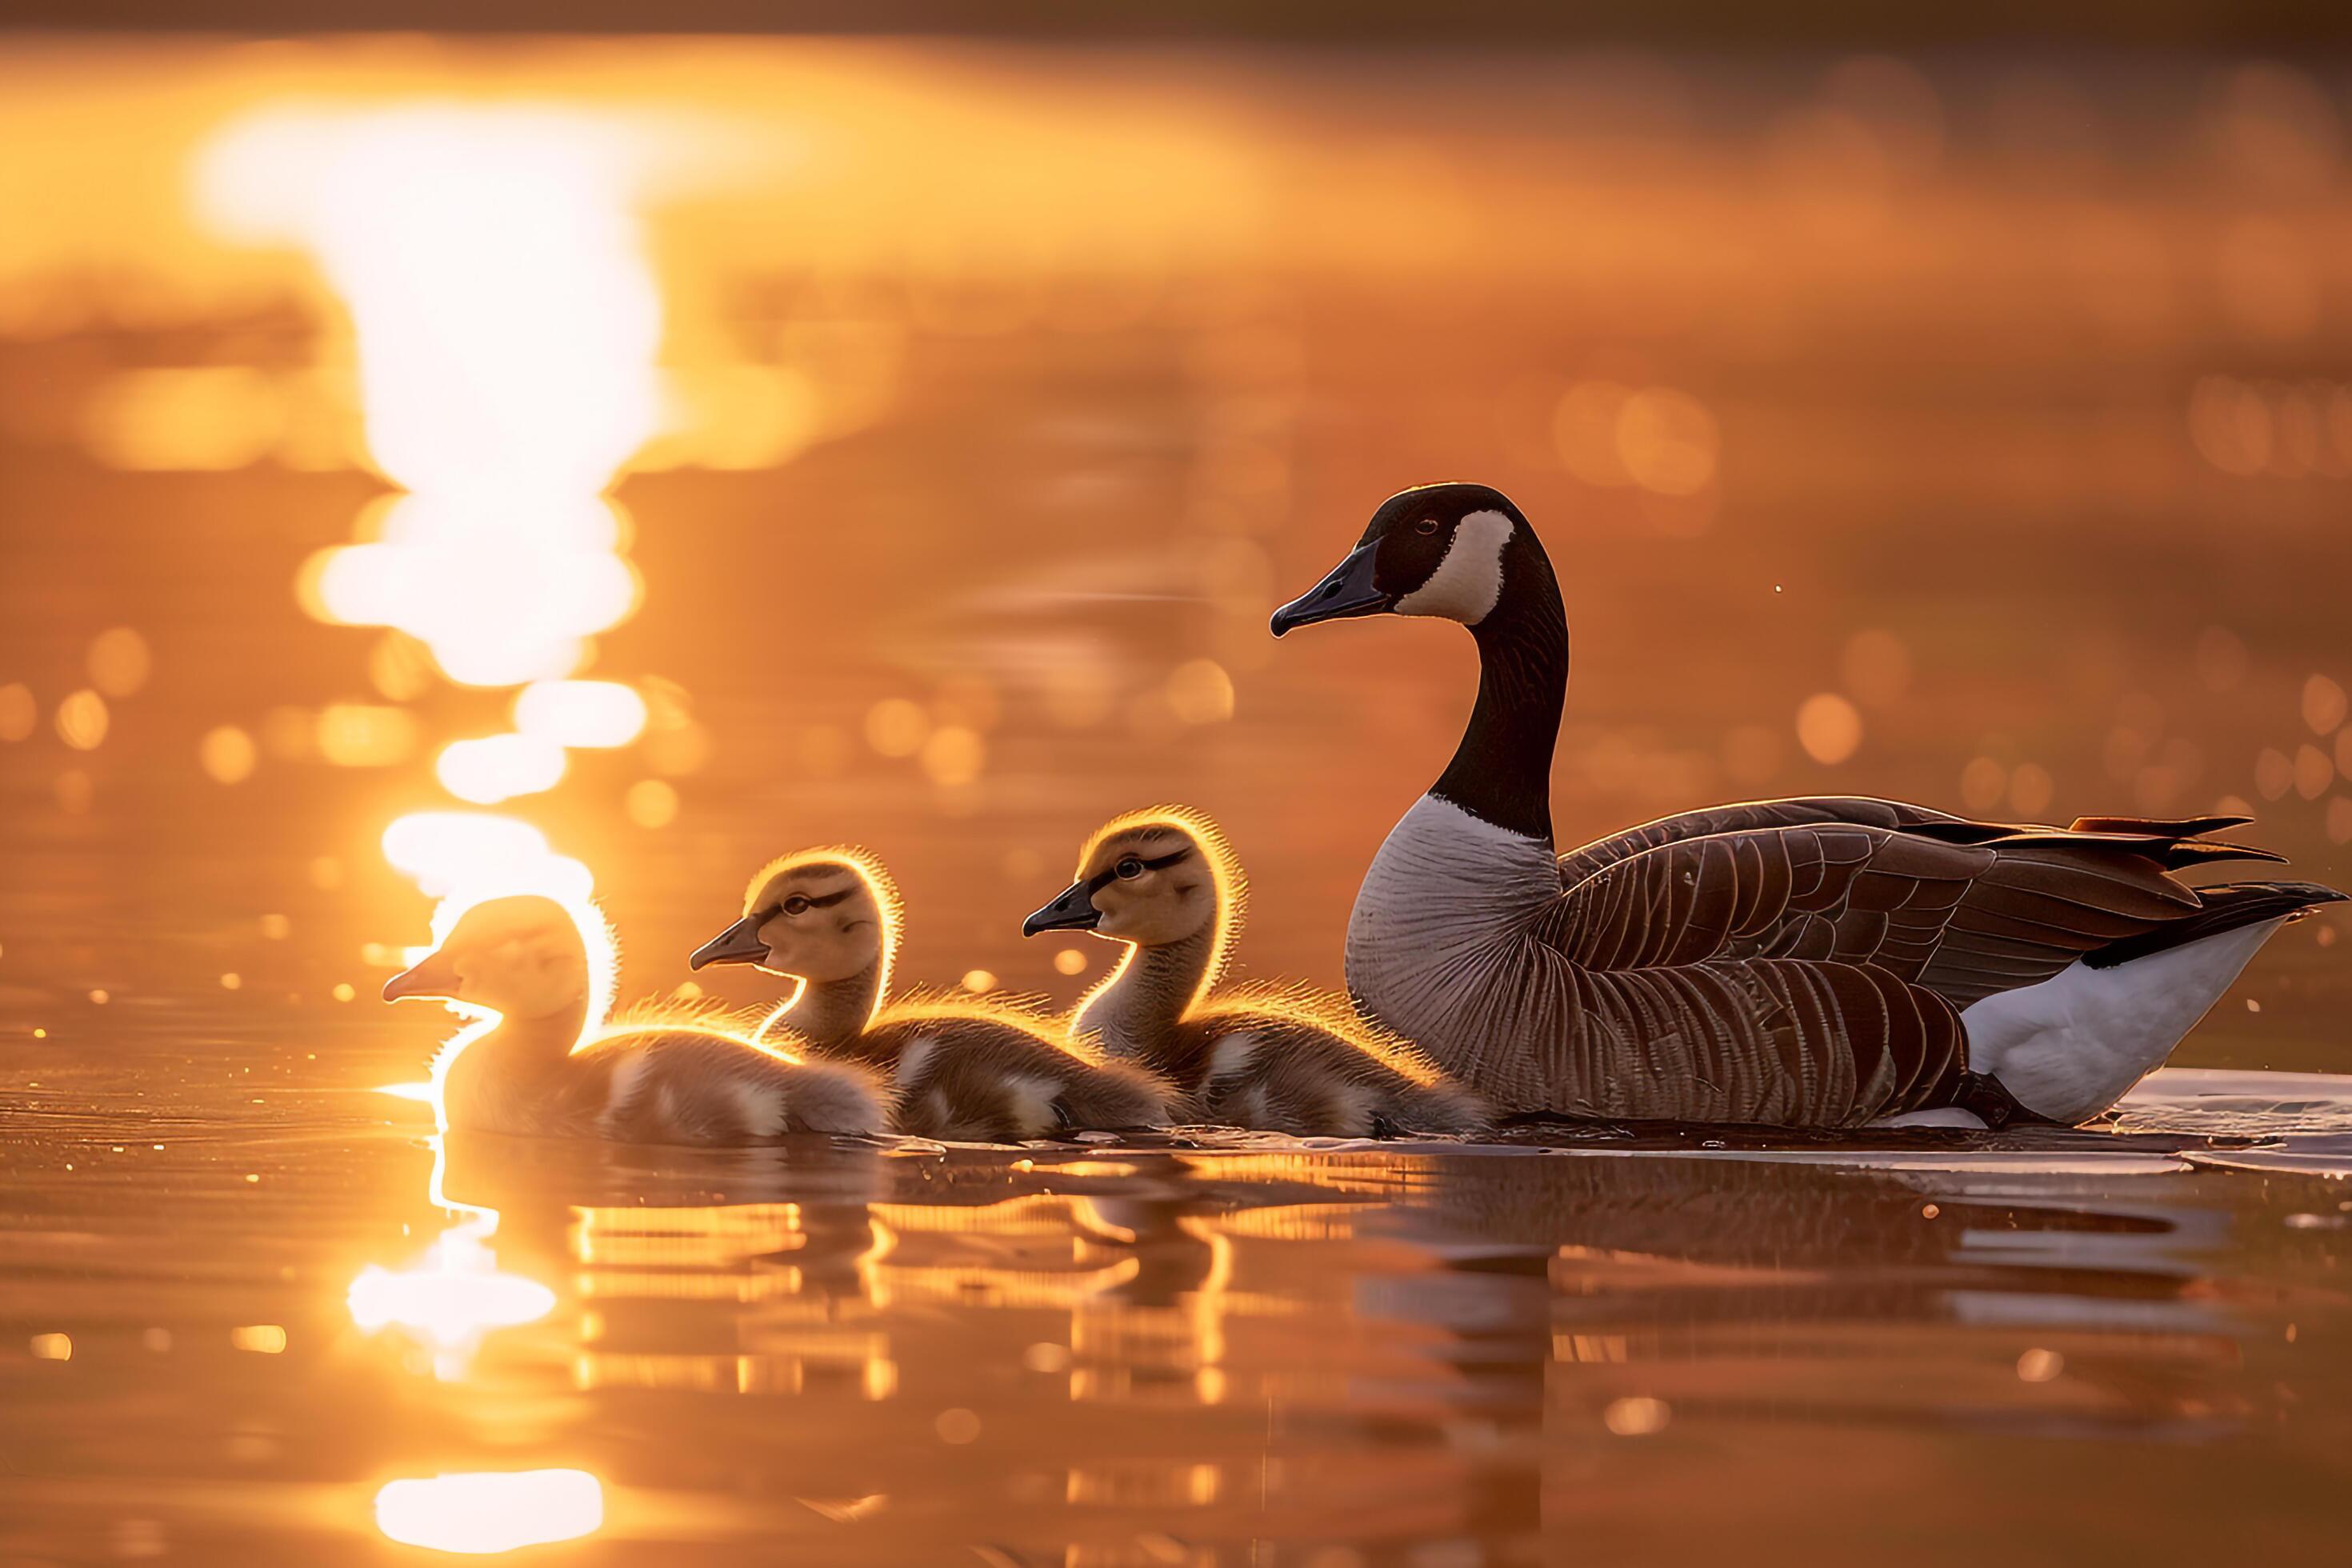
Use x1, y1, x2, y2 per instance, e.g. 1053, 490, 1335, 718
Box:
387, 893, 886, 1141
691, 846, 1173, 1141
435, 1130, 896, 1401
1026, 806, 1484, 1137
346, 1142, 555, 1381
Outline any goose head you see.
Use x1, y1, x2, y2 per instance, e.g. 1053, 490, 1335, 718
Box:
1023, 807, 1242, 951
690, 848, 894, 987
1269, 482, 1538, 636
382, 894, 590, 1021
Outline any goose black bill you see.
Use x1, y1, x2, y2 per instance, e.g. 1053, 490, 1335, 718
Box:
1270, 541, 1390, 636
689, 916, 769, 970
1022, 882, 1102, 938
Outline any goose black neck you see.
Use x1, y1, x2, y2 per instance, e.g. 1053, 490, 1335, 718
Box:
1430, 538, 1566, 844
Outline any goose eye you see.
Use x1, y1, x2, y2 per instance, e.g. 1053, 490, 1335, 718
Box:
1414, 517, 1440, 537
782, 895, 812, 916
1114, 857, 1145, 880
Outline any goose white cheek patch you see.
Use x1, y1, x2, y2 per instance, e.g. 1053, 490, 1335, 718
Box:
1395, 510, 1512, 626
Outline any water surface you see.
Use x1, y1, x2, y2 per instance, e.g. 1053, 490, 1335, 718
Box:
4, 38, 2352, 1564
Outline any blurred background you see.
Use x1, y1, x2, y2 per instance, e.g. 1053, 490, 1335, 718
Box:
2, 26, 2350, 1066
8, 18, 2352, 1568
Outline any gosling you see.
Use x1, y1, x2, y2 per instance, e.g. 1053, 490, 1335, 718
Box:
690, 846, 1173, 1142
384, 894, 886, 1142
1024, 807, 1485, 1138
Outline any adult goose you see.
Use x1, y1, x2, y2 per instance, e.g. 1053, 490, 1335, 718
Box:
1269, 481, 2344, 1128
1021, 806, 1485, 1137
689, 846, 1174, 1142
384, 894, 886, 1142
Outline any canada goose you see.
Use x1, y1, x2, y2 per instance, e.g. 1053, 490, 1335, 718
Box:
1022, 806, 1485, 1138
383, 894, 886, 1142
690, 847, 1174, 1142
1270, 481, 2346, 1128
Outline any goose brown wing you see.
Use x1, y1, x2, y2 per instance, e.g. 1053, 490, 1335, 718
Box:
1539, 822, 1996, 974
1554, 807, 2267, 1007
1529, 820, 2219, 1122
1554, 797, 1962, 886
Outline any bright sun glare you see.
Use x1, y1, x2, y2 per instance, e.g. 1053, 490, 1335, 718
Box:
374, 1469, 604, 1554
197, 104, 664, 904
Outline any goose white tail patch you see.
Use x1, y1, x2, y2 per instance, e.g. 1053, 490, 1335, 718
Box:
1962, 919, 2283, 1123
1395, 509, 1512, 626
1868, 1107, 1988, 1130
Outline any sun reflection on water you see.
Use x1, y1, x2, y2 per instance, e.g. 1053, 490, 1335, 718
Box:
349, 1143, 558, 1381
198, 103, 669, 933
374, 1469, 604, 1554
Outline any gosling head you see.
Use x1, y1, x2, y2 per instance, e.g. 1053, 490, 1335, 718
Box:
1269, 481, 1544, 637
382, 895, 590, 1020
1023, 811, 1234, 950
690, 850, 890, 985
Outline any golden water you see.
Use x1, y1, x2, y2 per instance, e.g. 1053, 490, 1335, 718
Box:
3, 38, 2350, 1562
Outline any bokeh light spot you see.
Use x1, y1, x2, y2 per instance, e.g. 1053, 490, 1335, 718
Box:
866, 698, 931, 758
315, 706, 419, 768
2294, 743, 2334, 801
624, 778, 679, 829
2010, 762, 2056, 818
1959, 756, 2007, 813
86, 628, 151, 698
199, 726, 258, 784
1166, 659, 1236, 725
54, 689, 108, 750
1602, 1396, 1671, 1436
2302, 674, 2346, 737
1615, 388, 1718, 495
920, 725, 986, 788
1794, 693, 1863, 765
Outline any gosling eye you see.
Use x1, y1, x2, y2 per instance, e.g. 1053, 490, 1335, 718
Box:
782, 894, 813, 916
1414, 517, 1440, 537
1114, 856, 1145, 881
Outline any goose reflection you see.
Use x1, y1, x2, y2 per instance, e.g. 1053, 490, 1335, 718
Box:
431, 1130, 898, 1400
1344, 1149, 2256, 1439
